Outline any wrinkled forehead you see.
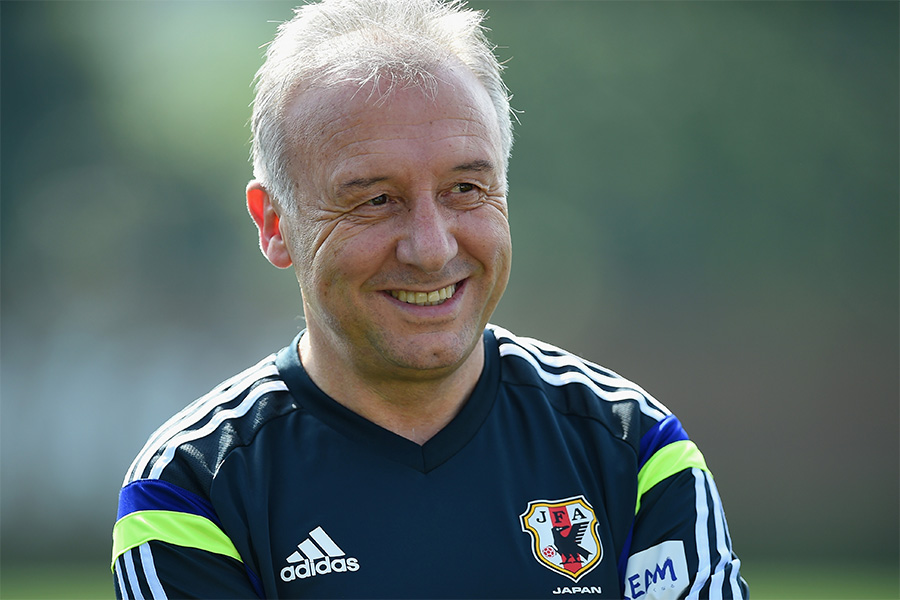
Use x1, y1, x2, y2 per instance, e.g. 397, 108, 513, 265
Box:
282, 61, 506, 182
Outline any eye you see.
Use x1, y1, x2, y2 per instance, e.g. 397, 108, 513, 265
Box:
367, 194, 389, 206
450, 183, 476, 193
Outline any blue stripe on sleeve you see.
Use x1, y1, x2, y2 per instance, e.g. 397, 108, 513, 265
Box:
637, 414, 690, 470
117, 479, 220, 525
616, 523, 635, 590
246, 566, 265, 599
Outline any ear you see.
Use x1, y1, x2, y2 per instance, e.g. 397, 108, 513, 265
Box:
246, 180, 292, 269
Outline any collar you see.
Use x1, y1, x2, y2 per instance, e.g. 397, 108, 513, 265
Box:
275, 328, 500, 473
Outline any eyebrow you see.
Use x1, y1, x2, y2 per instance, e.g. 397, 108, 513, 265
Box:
335, 160, 497, 195
336, 176, 389, 196
452, 159, 496, 174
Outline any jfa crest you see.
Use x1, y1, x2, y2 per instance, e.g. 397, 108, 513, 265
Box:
520, 495, 603, 582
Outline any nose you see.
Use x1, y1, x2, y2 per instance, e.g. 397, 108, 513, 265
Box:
396, 196, 458, 273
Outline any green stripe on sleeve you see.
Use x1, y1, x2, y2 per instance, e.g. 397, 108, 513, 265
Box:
111, 510, 242, 572
635, 440, 709, 515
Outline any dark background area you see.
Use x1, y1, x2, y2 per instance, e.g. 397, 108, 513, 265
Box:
2, 0, 897, 584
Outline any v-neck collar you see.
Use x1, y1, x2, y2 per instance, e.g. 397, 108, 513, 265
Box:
275, 329, 500, 473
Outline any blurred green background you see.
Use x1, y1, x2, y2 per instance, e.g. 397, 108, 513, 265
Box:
2, 1, 897, 598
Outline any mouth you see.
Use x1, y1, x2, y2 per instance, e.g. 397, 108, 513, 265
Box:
389, 283, 458, 307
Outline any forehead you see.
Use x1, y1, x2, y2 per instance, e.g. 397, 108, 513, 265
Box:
285, 65, 504, 188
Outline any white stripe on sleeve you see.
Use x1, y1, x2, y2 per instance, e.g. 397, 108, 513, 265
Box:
707, 473, 746, 598
687, 468, 712, 599
138, 542, 168, 600
115, 556, 130, 600
709, 471, 729, 599
123, 549, 145, 600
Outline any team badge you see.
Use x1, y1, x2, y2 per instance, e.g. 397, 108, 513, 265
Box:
520, 495, 603, 582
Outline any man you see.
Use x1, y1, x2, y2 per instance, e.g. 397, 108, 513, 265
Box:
112, 0, 748, 598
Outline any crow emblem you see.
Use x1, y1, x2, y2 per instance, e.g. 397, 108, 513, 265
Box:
552, 522, 592, 565
520, 495, 603, 582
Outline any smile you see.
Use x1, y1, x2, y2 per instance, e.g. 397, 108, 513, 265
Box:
390, 283, 457, 306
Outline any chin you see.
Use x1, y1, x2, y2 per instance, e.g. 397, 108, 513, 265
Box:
376, 327, 482, 374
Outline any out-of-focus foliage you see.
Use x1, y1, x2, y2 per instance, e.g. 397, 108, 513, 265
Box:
2, 0, 897, 574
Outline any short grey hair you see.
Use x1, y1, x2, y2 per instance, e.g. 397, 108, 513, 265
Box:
250, 0, 513, 210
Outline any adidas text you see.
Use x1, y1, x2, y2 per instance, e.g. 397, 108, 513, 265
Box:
281, 557, 360, 582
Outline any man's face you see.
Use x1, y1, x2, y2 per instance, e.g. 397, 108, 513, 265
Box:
280, 65, 511, 380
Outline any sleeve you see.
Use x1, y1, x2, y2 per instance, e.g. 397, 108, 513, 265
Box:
112, 479, 264, 599
620, 415, 749, 599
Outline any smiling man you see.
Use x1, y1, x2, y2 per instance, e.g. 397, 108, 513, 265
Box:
248, 61, 512, 444
111, 1, 748, 598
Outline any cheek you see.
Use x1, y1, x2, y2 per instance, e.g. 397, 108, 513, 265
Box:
461, 210, 512, 268
310, 223, 394, 287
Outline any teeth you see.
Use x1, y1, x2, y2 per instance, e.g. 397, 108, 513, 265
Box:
391, 284, 456, 306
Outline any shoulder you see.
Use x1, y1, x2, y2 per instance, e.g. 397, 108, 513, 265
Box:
489, 325, 671, 421
488, 325, 710, 503
488, 325, 673, 443
121, 352, 298, 496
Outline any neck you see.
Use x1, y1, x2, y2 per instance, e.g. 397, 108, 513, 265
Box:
298, 332, 485, 445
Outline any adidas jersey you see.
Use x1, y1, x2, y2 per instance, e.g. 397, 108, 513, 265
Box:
112, 325, 748, 599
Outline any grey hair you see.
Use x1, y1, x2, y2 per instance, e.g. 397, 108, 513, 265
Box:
250, 0, 513, 211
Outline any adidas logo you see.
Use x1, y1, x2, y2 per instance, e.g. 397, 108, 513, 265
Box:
280, 526, 360, 582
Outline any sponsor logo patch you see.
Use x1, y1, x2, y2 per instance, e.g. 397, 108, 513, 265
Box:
520, 495, 603, 582
623, 540, 688, 599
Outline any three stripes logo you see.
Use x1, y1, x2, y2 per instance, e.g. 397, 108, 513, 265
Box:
280, 526, 360, 582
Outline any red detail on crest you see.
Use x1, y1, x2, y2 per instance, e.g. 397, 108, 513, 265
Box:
551, 507, 571, 528
549, 507, 582, 573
